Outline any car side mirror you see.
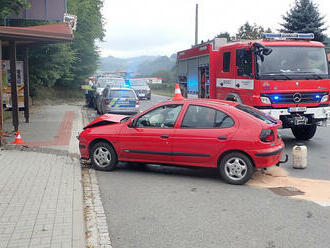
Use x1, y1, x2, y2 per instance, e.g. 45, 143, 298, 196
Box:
127, 119, 133, 128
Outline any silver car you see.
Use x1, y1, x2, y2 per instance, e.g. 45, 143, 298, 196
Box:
100, 87, 139, 115
130, 79, 151, 100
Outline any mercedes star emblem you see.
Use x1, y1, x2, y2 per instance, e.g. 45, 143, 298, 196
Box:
293, 93, 302, 103
296, 82, 299, 86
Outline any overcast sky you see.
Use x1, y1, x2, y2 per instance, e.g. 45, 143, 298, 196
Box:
99, 0, 330, 58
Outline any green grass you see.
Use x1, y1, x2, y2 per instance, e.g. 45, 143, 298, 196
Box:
3, 111, 11, 121
32, 86, 84, 104
151, 89, 173, 97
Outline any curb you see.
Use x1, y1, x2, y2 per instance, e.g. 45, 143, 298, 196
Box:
81, 106, 113, 247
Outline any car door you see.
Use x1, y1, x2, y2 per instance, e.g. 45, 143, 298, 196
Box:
119, 104, 183, 163
171, 104, 236, 168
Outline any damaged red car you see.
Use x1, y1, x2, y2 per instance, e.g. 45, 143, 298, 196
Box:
78, 99, 285, 185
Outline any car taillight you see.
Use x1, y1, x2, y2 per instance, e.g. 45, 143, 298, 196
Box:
104, 99, 110, 105
260, 129, 275, 142
136, 99, 140, 106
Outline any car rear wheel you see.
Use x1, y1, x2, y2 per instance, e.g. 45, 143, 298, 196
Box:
291, 124, 317, 140
91, 142, 117, 171
219, 152, 254, 185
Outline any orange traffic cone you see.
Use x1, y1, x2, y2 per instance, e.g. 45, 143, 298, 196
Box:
13, 130, 24, 145
172, 83, 185, 100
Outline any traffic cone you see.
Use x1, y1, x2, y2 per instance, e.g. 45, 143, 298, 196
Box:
13, 130, 24, 145
172, 83, 185, 100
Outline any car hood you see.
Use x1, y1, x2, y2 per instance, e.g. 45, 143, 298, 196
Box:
84, 113, 128, 129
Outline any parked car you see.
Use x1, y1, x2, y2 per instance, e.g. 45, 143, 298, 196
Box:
95, 78, 125, 113
78, 99, 285, 185
130, 79, 151, 100
99, 87, 139, 115
94, 77, 124, 110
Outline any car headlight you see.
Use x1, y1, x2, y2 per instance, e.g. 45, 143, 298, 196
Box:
321, 94, 329, 103
261, 96, 271, 104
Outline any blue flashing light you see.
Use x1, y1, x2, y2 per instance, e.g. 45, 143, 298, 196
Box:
315, 94, 321, 99
273, 95, 280, 101
262, 33, 314, 40
123, 79, 131, 88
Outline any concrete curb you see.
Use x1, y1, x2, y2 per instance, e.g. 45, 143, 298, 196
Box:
81, 106, 113, 248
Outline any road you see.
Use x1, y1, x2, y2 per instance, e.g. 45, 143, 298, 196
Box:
85, 94, 330, 248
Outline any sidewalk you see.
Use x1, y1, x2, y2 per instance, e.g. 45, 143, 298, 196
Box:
0, 104, 85, 248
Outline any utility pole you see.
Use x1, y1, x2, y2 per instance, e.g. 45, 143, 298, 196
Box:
195, 3, 198, 45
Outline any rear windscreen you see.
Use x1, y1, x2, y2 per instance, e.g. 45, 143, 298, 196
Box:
235, 104, 278, 124
109, 90, 135, 98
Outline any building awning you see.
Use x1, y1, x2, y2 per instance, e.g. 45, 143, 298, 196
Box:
0, 22, 73, 45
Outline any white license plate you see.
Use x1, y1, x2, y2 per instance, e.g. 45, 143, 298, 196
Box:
288, 107, 307, 113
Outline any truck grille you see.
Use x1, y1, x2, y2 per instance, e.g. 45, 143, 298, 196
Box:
261, 92, 327, 104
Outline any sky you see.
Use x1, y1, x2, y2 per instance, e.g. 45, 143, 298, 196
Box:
99, 0, 330, 58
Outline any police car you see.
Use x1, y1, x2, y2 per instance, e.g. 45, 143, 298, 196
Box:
99, 87, 140, 115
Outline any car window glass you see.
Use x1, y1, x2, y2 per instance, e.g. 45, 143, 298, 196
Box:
102, 88, 108, 97
135, 104, 183, 128
110, 90, 135, 98
236, 104, 277, 124
215, 110, 235, 128
181, 105, 216, 128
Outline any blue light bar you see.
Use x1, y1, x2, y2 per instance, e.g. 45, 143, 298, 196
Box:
262, 33, 314, 40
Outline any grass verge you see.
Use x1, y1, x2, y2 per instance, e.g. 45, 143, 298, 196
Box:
32, 86, 84, 105
151, 89, 173, 97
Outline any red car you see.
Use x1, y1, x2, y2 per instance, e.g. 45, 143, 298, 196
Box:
78, 99, 284, 185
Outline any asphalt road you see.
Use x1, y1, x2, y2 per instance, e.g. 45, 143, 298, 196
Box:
85, 94, 330, 248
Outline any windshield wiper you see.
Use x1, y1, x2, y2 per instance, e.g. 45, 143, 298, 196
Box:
262, 73, 292, 80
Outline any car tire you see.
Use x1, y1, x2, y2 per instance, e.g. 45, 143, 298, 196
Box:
90, 142, 118, 171
291, 124, 317, 140
219, 152, 254, 185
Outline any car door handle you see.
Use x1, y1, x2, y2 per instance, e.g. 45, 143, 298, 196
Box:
160, 134, 169, 138
217, 136, 227, 140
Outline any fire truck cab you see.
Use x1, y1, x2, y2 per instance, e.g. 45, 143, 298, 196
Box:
177, 33, 330, 140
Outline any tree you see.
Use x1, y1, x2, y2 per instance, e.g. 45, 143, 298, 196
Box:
236, 22, 271, 40
215, 32, 235, 42
280, 0, 327, 42
68, 0, 105, 85
0, 0, 30, 19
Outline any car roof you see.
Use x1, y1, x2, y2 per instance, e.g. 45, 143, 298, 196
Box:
162, 98, 239, 107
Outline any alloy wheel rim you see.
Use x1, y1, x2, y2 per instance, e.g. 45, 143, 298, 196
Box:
94, 147, 111, 168
224, 157, 247, 180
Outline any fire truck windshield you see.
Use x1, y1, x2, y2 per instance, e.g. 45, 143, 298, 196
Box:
257, 46, 328, 80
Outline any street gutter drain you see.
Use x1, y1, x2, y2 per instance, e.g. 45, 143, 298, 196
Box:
269, 187, 305, 196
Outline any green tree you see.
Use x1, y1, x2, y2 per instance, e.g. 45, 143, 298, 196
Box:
0, 0, 30, 19
68, 0, 105, 85
280, 0, 327, 42
215, 32, 235, 42
236, 22, 271, 40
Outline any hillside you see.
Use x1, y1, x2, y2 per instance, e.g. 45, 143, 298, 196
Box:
99, 55, 176, 75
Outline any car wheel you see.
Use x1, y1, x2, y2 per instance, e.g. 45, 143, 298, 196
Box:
291, 124, 317, 140
90, 142, 118, 171
219, 152, 254, 185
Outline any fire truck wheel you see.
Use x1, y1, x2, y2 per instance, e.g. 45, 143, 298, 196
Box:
219, 152, 254, 185
291, 124, 317, 140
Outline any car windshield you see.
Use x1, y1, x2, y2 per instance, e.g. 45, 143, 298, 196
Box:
98, 78, 124, 88
235, 104, 278, 124
257, 46, 328, 79
130, 80, 147, 86
109, 90, 135, 98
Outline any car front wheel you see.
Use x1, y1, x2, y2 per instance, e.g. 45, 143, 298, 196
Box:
219, 152, 254, 185
90, 142, 118, 171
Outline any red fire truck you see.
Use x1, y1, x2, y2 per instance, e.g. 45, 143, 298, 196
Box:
177, 33, 330, 140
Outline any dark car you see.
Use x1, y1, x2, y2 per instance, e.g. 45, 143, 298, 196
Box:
130, 79, 151, 100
